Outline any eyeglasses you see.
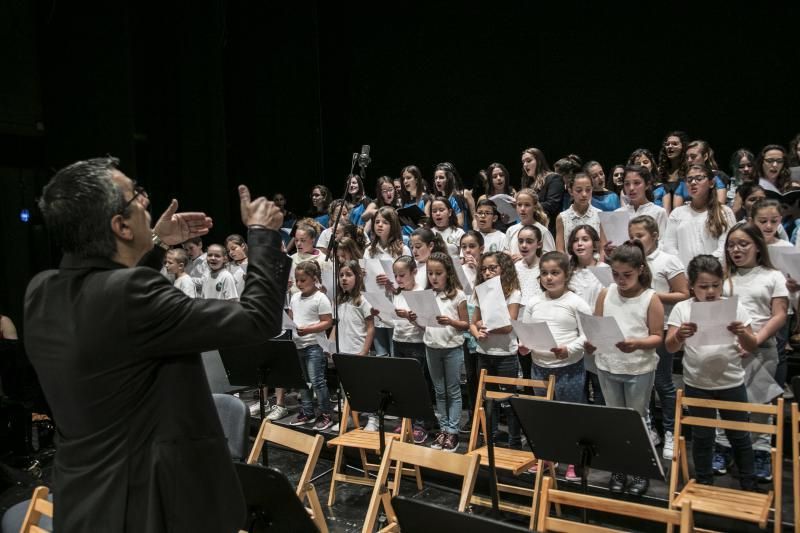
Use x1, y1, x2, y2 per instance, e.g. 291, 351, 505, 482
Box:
726, 241, 752, 251
764, 158, 785, 165
121, 184, 149, 213
475, 211, 495, 218
479, 264, 501, 273
685, 175, 709, 184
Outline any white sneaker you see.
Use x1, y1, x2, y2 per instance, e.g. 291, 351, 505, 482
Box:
662, 431, 674, 460
648, 426, 661, 447
266, 404, 289, 421
249, 402, 262, 417
364, 417, 380, 432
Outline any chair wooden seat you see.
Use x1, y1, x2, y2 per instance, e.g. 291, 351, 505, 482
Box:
327, 428, 403, 451
468, 445, 537, 474
672, 480, 773, 528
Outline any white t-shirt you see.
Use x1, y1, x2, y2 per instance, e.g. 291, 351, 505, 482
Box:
414, 262, 428, 289
475, 289, 522, 355
515, 260, 543, 302
316, 227, 333, 251
769, 240, 798, 312
646, 248, 685, 329
174, 275, 196, 298
668, 298, 750, 389
423, 289, 467, 349
228, 262, 247, 295
662, 205, 736, 267
336, 298, 373, 355
433, 226, 465, 255
201, 269, 239, 301
560, 205, 601, 250
290, 290, 333, 349
480, 230, 506, 253
392, 288, 425, 343
289, 250, 329, 295
616, 202, 668, 237
569, 264, 609, 311
595, 285, 658, 375
722, 266, 789, 333
522, 291, 591, 368
503, 222, 555, 256
366, 243, 410, 328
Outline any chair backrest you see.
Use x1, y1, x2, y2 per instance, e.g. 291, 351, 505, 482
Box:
537, 477, 693, 532
20, 486, 53, 533
212, 393, 250, 462
247, 419, 325, 496
468, 369, 555, 452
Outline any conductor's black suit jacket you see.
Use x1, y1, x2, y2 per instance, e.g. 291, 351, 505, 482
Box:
24, 229, 290, 532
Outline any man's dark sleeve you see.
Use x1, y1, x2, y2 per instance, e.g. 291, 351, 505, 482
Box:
540, 173, 565, 221
125, 228, 291, 357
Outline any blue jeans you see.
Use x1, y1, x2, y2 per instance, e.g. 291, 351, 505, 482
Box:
596, 369, 655, 418
532, 359, 586, 404
479, 353, 521, 447
585, 370, 605, 405
653, 342, 677, 433
297, 344, 331, 416
426, 346, 464, 435
684, 384, 756, 489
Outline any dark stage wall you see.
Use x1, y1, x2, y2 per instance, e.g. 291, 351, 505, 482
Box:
0, 1, 798, 323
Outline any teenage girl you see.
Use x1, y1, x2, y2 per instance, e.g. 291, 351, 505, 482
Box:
628, 148, 669, 213
469, 252, 523, 448
665, 254, 758, 490
585, 161, 620, 212
410, 228, 447, 288
430, 196, 465, 254
614, 165, 668, 240
423, 253, 469, 453
367, 207, 411, 357
628, 215, 690, 460
474, 199, 506, 252
662, 162, 736, 268
503, 188, 555, 260
556, 172, 606, 254
585, 241, 664, 496
720, 222, 788, 482
519, 251, 591, 481
392, 256, 432, 443
288, 261, 335, 431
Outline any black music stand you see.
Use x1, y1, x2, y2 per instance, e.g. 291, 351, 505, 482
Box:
333, 353, 435, 455
792, 375, 800, 402
510, 398, 664, 523
235, 463, 319, 533
392, 496, 528, 532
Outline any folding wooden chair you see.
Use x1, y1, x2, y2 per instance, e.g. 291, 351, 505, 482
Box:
247, 419, 328, 533
361, 439, 480, 533
466, 368, 556, 529
327, 398, 422, 507
537, 476, 694, 532
20, 486, 53, 533
791, 401, 799, 533
668, 388, 783, 533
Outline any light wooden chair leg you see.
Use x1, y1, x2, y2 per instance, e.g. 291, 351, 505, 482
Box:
327, 443, 345, 507
362, 441, 395, 533
536, 476, 553, 533
304, 483, 328, 533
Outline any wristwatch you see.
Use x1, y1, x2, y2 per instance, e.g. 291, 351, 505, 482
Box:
151, 232, 170, 251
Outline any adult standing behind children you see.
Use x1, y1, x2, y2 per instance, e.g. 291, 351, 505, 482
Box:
24, 157, 290, 532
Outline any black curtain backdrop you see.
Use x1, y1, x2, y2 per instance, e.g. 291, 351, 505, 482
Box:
0, 0, 798, 324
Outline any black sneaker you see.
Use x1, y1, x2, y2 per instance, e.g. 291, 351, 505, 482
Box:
627, 475, 649, 496
430, 432, 446, 450
712, 445, 733, 475
442, 433, 459, 453
609, 472, 626, 493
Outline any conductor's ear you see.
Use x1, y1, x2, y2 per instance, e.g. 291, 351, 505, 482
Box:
110, 214, 134, 241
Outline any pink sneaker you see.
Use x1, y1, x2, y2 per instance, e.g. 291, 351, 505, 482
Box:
528, 461, 558, 474
565, 464, 580, 481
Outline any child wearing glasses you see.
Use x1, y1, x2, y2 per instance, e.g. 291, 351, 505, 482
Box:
474, 199, 505, 252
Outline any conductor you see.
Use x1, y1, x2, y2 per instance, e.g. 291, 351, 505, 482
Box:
24, 157, 290, 532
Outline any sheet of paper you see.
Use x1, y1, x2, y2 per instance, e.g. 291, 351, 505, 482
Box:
577, 312, 625, 353
743, 355, 783, 404
380, 258, 397, 284
511, 319, 557, 352
401, 289, 444, 328
475, 276, 511, 330
588, 266, 613, 287
363, 291, 401, 322
364, 257, 385, 293
599, 210, 630, 245
686, 296, 737, 348
320, 265, 335, 302
450, 255, 473, 295
282, 311, 297, 332
768, 246, 800, 280
489, 194, 518, 221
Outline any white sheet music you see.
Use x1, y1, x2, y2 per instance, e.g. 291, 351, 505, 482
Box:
511, 319, 557, 352
363, 291, 401, 323
401, 289, 444, 328
588, 266, 613, 287
599, 210, 631, 245
364, 257, 385, 293
475, 276, 511, 330
450, 255, 473, 295
577, 312, 625, 353
769, 246, 800, 280
489, 194, 518, 221
686, 297, 738, 348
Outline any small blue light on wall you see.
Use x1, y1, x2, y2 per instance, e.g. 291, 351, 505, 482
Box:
20, 209, 30, 223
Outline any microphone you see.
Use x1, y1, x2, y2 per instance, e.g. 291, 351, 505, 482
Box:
358, 144, 371, 168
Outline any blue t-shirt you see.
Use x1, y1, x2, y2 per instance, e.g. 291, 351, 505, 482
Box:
402, 198, 427, 236
349, 201, 368, 227
591, 190, 620, 212
314, 214, 330, 228
653, 185, 666, 207
673, 176, 726, 201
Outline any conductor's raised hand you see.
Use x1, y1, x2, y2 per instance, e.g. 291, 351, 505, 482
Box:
153, 199, 213, 246
239, 185, 283, 230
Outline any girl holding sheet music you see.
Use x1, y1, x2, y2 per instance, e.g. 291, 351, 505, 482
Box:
469, 251, 523, 448
424, 252, 469, 452
584, 240, 664, 496
430, 196, 465, 253
518, 251, 591, 481
366, 207, 411, 357
555, 172, 605, 254
614, 165, 668, 238
665, 254, 758, 490
409, 228, 447, 288
514, 224, 544, 383
720, 222, 788, 482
